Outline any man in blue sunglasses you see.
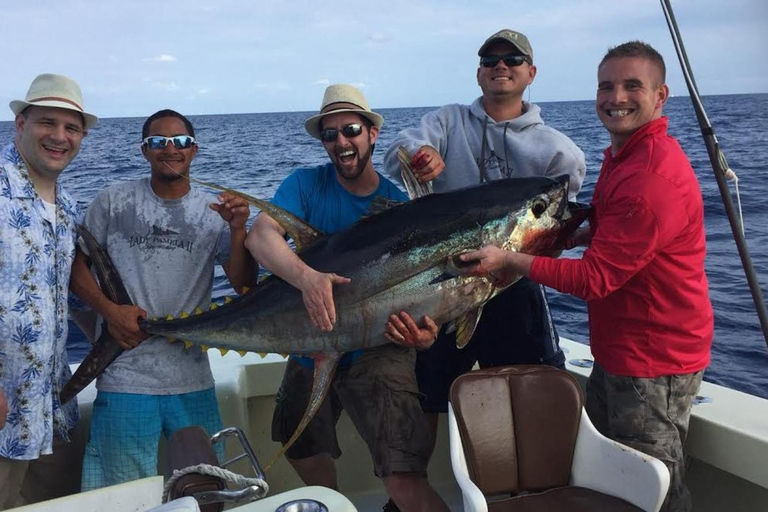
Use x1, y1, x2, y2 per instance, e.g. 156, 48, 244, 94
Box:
70, 109, 258, 491
245, 84, 449, 512
382, 29, 587, 483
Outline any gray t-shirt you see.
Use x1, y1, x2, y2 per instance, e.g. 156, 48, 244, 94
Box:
83, 178, 232, 394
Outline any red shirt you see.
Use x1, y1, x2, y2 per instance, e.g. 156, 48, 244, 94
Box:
530, 117, 713, 377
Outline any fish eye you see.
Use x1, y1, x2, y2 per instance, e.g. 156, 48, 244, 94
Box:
531, 198, 549, 218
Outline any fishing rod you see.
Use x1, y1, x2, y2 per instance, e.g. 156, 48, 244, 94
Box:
660, 0, 768, 348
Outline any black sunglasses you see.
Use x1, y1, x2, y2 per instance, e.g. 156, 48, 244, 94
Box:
320, 123, 364, 143
479, 54, 531, 68
142, 135, 196, 150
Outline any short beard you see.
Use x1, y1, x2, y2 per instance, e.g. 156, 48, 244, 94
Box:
335, 144, 372, 182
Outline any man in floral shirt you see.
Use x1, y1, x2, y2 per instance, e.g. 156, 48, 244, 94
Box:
0, 73, 97, 509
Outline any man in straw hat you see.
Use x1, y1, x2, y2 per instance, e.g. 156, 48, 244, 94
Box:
245, 84, 450, 512
0, 73, 96, 509
382, 28, 586, 475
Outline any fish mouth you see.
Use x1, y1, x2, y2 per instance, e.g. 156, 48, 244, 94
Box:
555, 201, 592, 247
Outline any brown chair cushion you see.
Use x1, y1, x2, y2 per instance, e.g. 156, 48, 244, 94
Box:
487, 486, 644, 512
165, 426, 225, 512
449, 365, 583, 495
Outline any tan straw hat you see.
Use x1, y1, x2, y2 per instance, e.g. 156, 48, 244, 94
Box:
10, 73, 98, 129
305, 84, 384, 140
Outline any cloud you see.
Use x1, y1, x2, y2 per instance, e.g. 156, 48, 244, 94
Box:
142, 78, 179, 92
142, 54, 177, 63
368, 32, 392, 44
313, 78, 330, 86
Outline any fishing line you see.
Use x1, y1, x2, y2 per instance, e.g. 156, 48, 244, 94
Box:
660, 0, 768, 347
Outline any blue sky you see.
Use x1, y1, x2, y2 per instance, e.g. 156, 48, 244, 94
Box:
0, 0, 766, 121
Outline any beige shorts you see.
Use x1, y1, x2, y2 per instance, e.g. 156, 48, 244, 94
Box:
272, 344, 431, 477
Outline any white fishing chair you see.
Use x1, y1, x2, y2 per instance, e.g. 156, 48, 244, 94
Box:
448, 365, 670, 512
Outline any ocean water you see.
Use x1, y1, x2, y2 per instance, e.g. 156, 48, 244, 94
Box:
1, 94, 766, 399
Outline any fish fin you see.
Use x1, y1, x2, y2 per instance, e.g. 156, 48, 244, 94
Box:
180, 311, 190, 318
241, 286, 250, 294
194, 307, 204, 315
167, 337, 177, 343
429, 253, 481, 285
364, 196, 404, 217
454, 306, 484, 349
397, 146, 433, 199
224, 296, 233, 304
210, 303, 218, 310
166, 314, 174, 320
258, 352, 268, 359
200, 345, 209, 352
60, 328, 123, 404
183, 341, 194, 349
61, 226, 134, 404
218, 348, 229, 356
177, 174, 324, 253
264, 353, 342, 472
237, 350, 247, 357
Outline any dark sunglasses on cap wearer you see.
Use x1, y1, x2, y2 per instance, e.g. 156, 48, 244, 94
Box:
479, 54, 531, 68
142, 135, 196, 150
320, 123, 365, 143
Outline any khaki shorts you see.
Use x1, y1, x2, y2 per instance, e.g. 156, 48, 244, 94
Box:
272, 344, 431, 477
0, 425, 85, 510
585, 362, 703, 512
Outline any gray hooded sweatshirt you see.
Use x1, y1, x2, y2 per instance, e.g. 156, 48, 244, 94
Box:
383, 98, 586, 199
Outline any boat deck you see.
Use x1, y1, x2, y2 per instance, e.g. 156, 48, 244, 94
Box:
10, 338, 768, 512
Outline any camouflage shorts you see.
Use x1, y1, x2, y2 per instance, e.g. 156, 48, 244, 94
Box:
272, 343, 431, 477
585, 362, 703, 512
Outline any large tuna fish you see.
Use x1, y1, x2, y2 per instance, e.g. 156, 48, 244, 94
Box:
63, 174, 590, 467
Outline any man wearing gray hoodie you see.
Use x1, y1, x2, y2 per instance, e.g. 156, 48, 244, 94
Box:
383, 29, 586, 459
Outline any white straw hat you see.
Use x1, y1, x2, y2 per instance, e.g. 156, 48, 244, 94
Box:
10, 73, 98, 129
304, 84, 384, 140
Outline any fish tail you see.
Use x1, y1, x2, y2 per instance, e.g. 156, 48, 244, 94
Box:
263, 353, 341, 472
60, 226, 134, 403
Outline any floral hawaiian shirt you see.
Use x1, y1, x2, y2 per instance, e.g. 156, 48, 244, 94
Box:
0, 142, 79, 460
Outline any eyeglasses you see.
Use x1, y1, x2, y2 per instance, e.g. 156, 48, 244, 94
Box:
320, 123, 364, 143
142, 135, 196, 150
479, 54, 531, 68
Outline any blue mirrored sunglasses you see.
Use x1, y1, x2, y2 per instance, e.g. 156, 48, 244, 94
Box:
142, 135, 196, 150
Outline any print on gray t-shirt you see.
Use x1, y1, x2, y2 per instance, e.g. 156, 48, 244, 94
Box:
83, 178, 233, 394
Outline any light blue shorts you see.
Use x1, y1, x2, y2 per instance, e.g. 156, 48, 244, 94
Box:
81, 388, 223, 491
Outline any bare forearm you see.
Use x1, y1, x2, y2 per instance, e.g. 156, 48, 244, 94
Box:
223, 227, 258, 294
245, 215, 311, 288
503, 251, 535, 277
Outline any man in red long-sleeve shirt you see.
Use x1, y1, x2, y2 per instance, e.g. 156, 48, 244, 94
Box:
460, 41, 713, 512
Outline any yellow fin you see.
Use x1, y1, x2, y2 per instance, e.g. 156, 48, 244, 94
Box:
166, 314, 174, 321
224, 296, 233, 304
183, 341, 193, 349
242, 286, 250, 293
258, 352, 267, 359
167, 337, 177, 344
454, 306, 484, 349
180, 311, 190, 318
218, 348, 229, 356
237, 350, 247, 357
201, 345, 209, 352
194, 307, 203, 315
210, 303, 218, 310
